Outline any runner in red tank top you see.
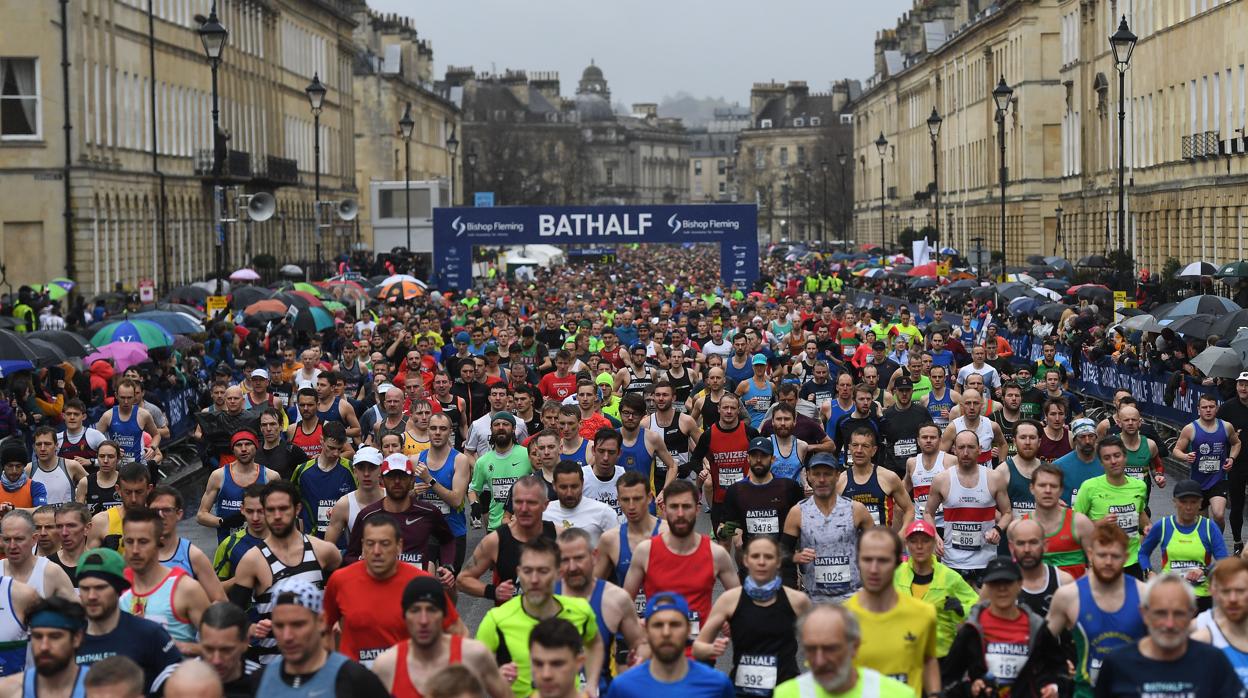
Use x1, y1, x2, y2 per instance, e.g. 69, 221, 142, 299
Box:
372, 577, 509, 697
289, 391, 325, 461
687, 394, 758, 528
621, 480, 739, 648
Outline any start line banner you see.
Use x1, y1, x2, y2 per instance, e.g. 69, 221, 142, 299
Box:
432, 204, 759, 291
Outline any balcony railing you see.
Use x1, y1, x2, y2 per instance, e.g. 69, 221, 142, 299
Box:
255, 155, 299, 185
193, 149, 252, 179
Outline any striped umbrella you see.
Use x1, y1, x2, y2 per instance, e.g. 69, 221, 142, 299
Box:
90, 319, 174, 348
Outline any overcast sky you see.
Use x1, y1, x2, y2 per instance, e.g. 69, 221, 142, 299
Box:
368, 1, 910, 106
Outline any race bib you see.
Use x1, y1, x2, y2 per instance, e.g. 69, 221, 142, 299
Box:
687, 610, 701, 641
634, 593, 647, 616
1012, 501, 1035, 516
894, 441, 918, 457
949, 522, 984, 551
1109, 504, 1139, 535
1198, 456, 1221, 474
985, 643, 1029, 681
317, 502, 333, 527
491, 481, 513, 501
1169, 559, 1203, 576
813, 556, 852, 588
1088, 657, 1103, 685
734, 655, 778, 693
718, 469, 744, 488
746, 512, 779, 534
868, 506, 882, 526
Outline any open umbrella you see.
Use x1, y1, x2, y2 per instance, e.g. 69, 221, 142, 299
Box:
1192, 345, 1244, 379
1027, 287, 1063, 301
1038, 279, 1071, 292
33, 278, 76, 302
378, 281, 426, 302
970, 286, 997, 301
1067, 284, 1113, 305
244, 299, 288, 315
1043, 256, 1075, 277
939, 247, 958, 256
0, 331, 42, 365
90, 320, 174, 348
230, 286, 274, 310
1008, 297, 1043, 316
1167, 314, 1216, 339
290, 306, 335, 333
1233, 328, 1248, 367
1178, 261, 1218, 278
229, 268, 261, 282
28, 330, 93, 358
26, 338, 68, 368
1076, 255, 1111, 268
379, 274, 422, 288
1216, 261, 1248, 279
947, 279, 979, 290
139, 302, 206, 320
1163, 294, 1241, 319
1025, 255, 1047, 265
909, 277, 938, 289
1121, 314, 1165, 333
242, 311, 285, 328
994, 282, 1031, 301
908, 263, 939, 277
84, 342, 149, 373
322, 300, 347, 312
167, 285, 210, 305
1036, 302, 1072, 324
278, 264, 304, 278
1004, 273, 1038, 287
1208, 309, 1248, 339
131, 311, 203, 336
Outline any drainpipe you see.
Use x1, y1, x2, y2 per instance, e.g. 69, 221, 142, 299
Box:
60, 0, 76, 284
148, 0, 169, 292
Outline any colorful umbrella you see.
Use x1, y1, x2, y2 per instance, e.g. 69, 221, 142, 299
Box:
290, 306, 335, 332
85, 342, 150, 372
90, 319, 174, 348
292, 282, 322, 297
288, 290, 324, 307
377, 281, 426, 302
322, 300, 346, 312
33, 278, 76, 301
907, 263, 939, 278
379, 274, 423, 288
244, 299, 288, 315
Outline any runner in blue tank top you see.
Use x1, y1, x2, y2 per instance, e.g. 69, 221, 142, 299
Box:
1046, 523, 1148, 698
923, 370, 956, 428
1173, 394, 1241, 530
618, 432, 653, 483
614, 519, 662, 587
737, 356, 774, 429
104, 405, 144, 462
417, 446, 468, 538
769, 433, 804, 482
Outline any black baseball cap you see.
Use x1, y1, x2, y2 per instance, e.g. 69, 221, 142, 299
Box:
894, 376, 914, 390
982, 556, 1022, 584
808, 452, 843, 470
1173, 479, 1203, 500
747, 437, 773, 456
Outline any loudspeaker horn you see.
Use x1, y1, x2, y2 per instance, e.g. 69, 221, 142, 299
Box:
247, 192, 276, 222
337, 199, 359, 221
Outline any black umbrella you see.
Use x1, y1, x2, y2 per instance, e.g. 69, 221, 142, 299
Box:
1036, 302, 1071, 324
994, 282, 1032, 301
1039, 279, 1071, 292
909, 277, 938, 289
272, 292, 314, 310
1211, 309, 1248, 339
1167, 314, 1216, 340
230, 286, 274, 310
948, 279, 979, 290
167, 285, 209, 305
139, 302, 207, 321
1044, 256, 1075, 277
242, 311, 285, 327
1025, 254, 1047, 265
26, 338, 68, 368
0, 318, 21, 331
0, 330, 41, 364
1071, 285, 1114, 305
1077, 255, 1111, 268
27, 330, 93, 358
970, 286, 997, 301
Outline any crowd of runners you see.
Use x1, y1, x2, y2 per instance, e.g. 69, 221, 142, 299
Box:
1, 246, 1247, 698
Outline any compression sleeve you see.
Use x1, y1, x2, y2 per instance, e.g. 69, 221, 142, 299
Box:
227, 584, 253, 609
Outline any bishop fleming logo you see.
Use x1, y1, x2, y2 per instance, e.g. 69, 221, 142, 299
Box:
452, 216, 467, 237
667, 214, 682, 235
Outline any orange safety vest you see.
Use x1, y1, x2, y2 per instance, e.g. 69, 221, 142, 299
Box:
0, 482, 35, 509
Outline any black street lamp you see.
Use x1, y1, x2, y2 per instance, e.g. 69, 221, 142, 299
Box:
1110, 15, 1138, 287
398, 102, 414, 254
875, 132, 888, 250
838, 151, 849, 248
1054, 205, 1064, 256
197, 2, 227, 293
445, 127, 460, 205
801, 162, 812, 241
466, 145, 478, 206
993, 76, 1013, 279
305, 72, 326, 278
927, 107, 943, 251
782, 171, 792, 241
819, 158, 830, 243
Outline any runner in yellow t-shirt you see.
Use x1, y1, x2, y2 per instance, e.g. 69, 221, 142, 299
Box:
843, 528, 939, 697
774, 604, 914, 698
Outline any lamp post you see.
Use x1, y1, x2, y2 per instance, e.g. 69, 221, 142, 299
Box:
875, 133, 888, 250
445, 127, 460, 205
1054, 205, 1064, 256
992, 76, 1013, 280
838, 151, 849, 247
305, 73, 326, 279
197, 3, 227, 294
819, 158, 830, 243
782, 171, 791, 241
466, 145, 478, 206
927, 107, 943, 251
802, 162, 812, 241
398, 102, 414, 253
1110, 15, 1138, 288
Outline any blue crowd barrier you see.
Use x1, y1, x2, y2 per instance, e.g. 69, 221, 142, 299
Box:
148, 385, 200, 444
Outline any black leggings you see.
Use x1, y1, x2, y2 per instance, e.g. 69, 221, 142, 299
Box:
1230, 463, 1248, 541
